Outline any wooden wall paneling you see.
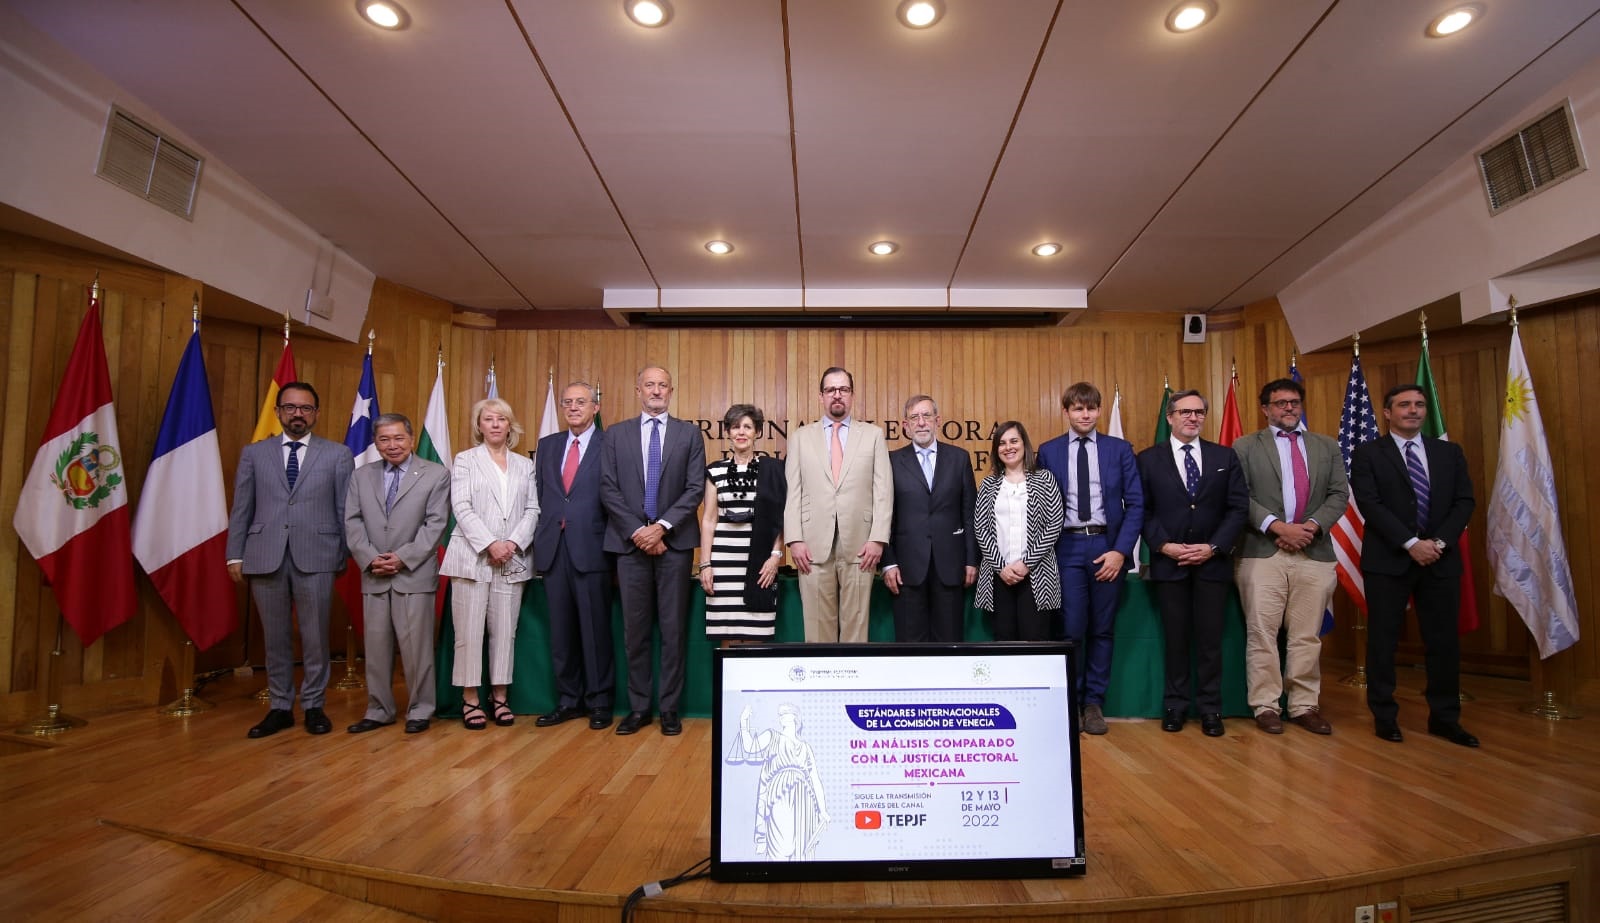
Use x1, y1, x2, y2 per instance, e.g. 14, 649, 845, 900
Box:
0, 269, 31, 695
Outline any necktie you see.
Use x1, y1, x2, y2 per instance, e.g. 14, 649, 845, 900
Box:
644, 418, 662, 520
919, 448, 934, 490
561, 437, 581, 493
1076, 436, 1092, 522
830, 423, 844, 482
1182, 444, 1199, 497
384, 464, 401, 514
1279, 431, 1310, 522
285, 442, 301, 490
1405, 441, 1430, 532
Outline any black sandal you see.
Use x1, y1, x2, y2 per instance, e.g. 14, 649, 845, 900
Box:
491, 697, 515, 726
462, 701, 488, 730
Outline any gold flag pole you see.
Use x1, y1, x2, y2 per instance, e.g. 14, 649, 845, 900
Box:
16, 617, 88, 736
333, 331, 375, 691
1340, 332, 1369, 689
161, 296, 216, 717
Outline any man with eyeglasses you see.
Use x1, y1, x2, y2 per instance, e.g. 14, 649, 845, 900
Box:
784, 367, 893, 642
881, 394, 977, 642
1233, 378, 1349, 736
227, 382, 354, 739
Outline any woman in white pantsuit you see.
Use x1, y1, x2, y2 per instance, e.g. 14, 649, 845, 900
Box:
440, 398, 539, 729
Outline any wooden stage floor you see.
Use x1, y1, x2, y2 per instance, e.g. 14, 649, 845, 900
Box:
2, 664, 1597, 922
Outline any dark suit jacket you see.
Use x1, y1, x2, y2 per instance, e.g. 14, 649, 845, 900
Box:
1136, 439, 1248, 582
740, 455, 788, 611
226, 434, 353, 574
533, 427, 609, 574
1037, 431, 1144, 566
599, 414, 706, 554
881, 442, 978, 587
1349, 435, 1474, 578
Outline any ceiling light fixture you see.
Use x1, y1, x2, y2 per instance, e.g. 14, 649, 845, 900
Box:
357, 0, 410, 30
1426, 4, 1483, 37
704, 240, 734, 255
624, 0, 673, 28
897, 0, 945, 29
1031, 242, 1063, 257
868, 241, 899, 256
1164, 0, 1217, 32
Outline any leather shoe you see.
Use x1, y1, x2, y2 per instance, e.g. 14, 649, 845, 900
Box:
615, 711, 651, 735
1427, 720, 1480, 748
661, 712, 683, 736
1200, 713, 1224, 737
1374, 720, 1404, 742
1290, 708, 1333, 735
535, 706, 585, 728
247, 708, 294, 739
588, 709, 613, 730
303, 707, 332, 735
1254, 711, 1284, 734
346, 717, 394, 734
404, 719, 430, 734
1080, 704, 1108, 736
1161, 709, 1185, 732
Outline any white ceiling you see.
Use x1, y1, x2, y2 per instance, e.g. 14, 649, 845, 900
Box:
9, 0, 1600, 323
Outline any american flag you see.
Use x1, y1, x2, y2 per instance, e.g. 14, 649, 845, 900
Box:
1330, 351, 1378, 611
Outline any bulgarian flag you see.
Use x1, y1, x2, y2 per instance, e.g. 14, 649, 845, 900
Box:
251, 322, 296, 442
12, 284, 138, 646
1417, 334, 1481, 634
417, 354, 454, 618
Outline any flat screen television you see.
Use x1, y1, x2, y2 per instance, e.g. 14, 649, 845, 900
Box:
711, 642, 1086, 882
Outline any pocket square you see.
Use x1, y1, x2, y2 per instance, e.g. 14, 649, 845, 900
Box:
952, 528, 965, 535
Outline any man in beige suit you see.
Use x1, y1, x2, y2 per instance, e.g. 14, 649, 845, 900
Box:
785, 367, 893, 642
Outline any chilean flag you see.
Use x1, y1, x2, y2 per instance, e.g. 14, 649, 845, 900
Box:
335, 352, 381, 634
132, 330, 238, 650
12, 289, 138, 647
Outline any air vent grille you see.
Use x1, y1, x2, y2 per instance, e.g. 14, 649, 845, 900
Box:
96, 107, 202, 220
1477, 102, 1584, 213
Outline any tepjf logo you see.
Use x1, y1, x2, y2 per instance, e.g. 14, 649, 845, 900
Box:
50, 432, 122, 510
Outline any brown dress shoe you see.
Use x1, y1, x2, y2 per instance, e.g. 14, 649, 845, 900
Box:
1254, 711, 1284, 734
1290, 708, 1333, 735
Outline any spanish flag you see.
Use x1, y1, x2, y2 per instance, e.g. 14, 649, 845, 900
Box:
250, 329, 296, 442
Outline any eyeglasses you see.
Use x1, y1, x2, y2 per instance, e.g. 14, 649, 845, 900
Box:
905, 412, 936, 423
559, 398, 592, 408
277, 403, 317, 414
1269, 399, 1303, 410
1171, 408, 1207, 418
822, 386, 853, 396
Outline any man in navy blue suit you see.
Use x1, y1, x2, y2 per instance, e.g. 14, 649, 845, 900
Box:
532, 381, 615, 731
1037, 382, 1143, 736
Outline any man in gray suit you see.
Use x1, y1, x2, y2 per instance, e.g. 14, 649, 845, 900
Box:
1233, 378, 1350, 736
343, 413, 450, 735
599, 366, 705, 737
227, 382, 354, 738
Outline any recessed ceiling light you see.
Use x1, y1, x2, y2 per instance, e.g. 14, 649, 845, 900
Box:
1031, 242, 1063, 257
868, 241, 899, 256
1427, 4, 1483, 37
625, 0, 672, 28
357, 0, 409, 30
1165, 0, 1217, 32
705, 240, 734, 255
897, 0, 945, 29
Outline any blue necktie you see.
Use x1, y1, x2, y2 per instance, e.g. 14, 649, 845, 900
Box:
1182, 444, 1199, 497
644, 418, 662, 520
1076, 436, 1092, 522
1405, 441, 1430, 532
919, 448, 935, 490
385, 464, 401, 514
285, 442, 300, 490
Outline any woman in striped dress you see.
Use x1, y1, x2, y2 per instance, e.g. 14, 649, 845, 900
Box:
974, 420, 1065, 642
698, 404, 786, 642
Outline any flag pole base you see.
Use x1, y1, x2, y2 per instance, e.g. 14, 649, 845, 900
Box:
160, 689, 214, 717
1522, 690, 1582, 721
14, 704, 86, 737
1338, 666, 1368, 688
330, 624, 365, 691
254, 686, 273, 702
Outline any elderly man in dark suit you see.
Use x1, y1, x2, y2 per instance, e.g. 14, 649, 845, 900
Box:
1137, 389, 1248, 738
343, 413, 450, 735
599, 365, 705, 737
532, 381, 616, 731
882, 394, 977, 642
1349, 383, 1478, 748
227, 382, 354, 739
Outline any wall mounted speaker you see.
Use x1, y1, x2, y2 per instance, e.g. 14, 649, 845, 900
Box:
1182, 313, 1207, 343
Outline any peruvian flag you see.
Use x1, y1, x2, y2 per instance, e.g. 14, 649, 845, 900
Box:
132, 329, 238, 650
12, 287, 138, 646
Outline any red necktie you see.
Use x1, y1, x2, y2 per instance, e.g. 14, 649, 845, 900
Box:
561, 437, 581, 493
1280, 431, 1310, 522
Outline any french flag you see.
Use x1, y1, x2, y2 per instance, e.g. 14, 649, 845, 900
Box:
132, 330, 237, 650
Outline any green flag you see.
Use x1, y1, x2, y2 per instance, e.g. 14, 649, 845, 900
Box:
1415, 335, 1480, 634
1139, 382, 1173, 568
417, 357, 454, 546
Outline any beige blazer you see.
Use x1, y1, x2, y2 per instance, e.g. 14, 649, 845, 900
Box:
783, 418, 893, 565
439, 444, 539, 583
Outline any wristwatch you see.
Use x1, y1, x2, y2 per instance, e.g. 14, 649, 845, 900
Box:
1432, 538, 1447, 552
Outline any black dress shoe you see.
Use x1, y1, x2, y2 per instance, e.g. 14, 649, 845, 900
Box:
1374, 720, 1404, 742
1200, 713, 1224, 737
346, 717, 394, 734
248, 708, 294, 739
404, 719, 430, 734
1427, 720, 1480, 748
535, 706, 585, 728
660, 712, 683, 736
615, 711, 651, 735
303, 707, 332, 735
1161, 709, 1185, 732
588, 709, 613, 730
